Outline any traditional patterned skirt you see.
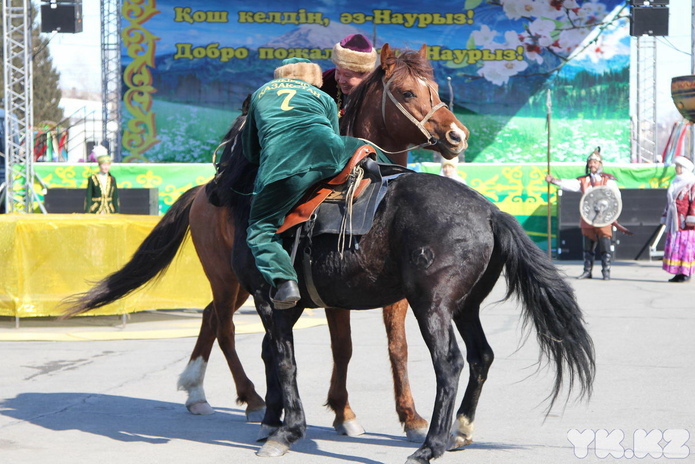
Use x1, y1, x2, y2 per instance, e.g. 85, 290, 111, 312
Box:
662, 229, 695, 276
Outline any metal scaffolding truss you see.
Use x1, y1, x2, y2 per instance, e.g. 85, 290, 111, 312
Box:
633, 36, 657, 163
2, 0, 37, 213
101, 0, 121, 160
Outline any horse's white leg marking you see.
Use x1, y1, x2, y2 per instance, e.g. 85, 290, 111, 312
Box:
334, 418, 366, 437
177, 357, 214, 415
448, 414, 474, 450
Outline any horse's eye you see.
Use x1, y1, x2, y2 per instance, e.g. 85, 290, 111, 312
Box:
402, 91, 416, 100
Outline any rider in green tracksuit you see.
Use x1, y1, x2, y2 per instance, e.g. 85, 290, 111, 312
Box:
241, 57, 380, 309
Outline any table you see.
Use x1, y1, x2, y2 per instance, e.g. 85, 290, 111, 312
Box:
0, 214, 212, 318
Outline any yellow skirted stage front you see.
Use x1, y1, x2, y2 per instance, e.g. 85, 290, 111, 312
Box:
0, 214, 212, 318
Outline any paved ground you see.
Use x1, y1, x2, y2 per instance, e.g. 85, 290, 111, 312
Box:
1, 260, 693, 464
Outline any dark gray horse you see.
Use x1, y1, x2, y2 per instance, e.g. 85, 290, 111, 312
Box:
224, 138, 595, 463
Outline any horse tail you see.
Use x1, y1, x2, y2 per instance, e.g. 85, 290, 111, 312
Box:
492, 210, 596, 412
61, 185, 202, 318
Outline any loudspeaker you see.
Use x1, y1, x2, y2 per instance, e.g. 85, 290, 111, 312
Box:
120, 189, 159, 215
630, 6, 669, 36
44, 188, 159, 215
630, 0, 669, 5
611, 188, 667, 260
40, 3, 83, 34
556, 189, 667, 261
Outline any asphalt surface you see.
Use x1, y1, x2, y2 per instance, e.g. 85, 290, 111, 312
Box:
1, 260, 693, 464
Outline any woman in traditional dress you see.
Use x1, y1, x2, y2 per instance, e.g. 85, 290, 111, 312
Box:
661, 156, 695, 282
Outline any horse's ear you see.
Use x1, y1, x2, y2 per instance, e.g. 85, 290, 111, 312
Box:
418, 44, 428, 59
380, 43, 396, 78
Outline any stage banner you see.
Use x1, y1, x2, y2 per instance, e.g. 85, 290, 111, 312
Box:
33, 161, 676, 250
121, 0, 629, 164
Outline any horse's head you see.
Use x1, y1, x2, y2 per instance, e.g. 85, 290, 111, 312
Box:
378, 43, 469, 161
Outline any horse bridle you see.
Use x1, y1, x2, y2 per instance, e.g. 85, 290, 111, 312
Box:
380, 75, 448, 153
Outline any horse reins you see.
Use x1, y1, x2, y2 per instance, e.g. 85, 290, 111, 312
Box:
211, 119, 246, 166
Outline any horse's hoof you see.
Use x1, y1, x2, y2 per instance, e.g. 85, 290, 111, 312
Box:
405, 427, 428, 443
334, 419, 365, 437
256, 439, 289, 457
186, 401, 215, 415
256, 424, 279, 442
447, 433, 473, 450
246, 406, 266, 423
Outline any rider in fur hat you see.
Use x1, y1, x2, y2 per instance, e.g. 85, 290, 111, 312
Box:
321, 33, 378, 117
242, 58, 384, 309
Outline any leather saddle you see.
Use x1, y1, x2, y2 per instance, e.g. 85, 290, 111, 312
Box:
277, 144, 382, 235
276, 145, 411, 308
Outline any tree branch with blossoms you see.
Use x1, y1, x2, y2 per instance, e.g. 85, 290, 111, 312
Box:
458, 0, 628, 86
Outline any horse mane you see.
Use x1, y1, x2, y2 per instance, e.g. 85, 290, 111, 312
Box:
207, 95, 257, 209
340, 48, 434, 136
215, 94, 251, 173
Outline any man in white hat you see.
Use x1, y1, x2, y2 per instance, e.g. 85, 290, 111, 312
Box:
439, 157, 466, 184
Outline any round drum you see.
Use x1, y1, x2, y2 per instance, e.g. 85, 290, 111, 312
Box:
671, 75, 695, 123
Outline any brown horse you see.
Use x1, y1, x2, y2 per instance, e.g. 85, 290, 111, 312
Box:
65, 44, 469, 441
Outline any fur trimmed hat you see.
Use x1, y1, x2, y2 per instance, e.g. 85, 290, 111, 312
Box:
274, 58, 323, 88
331, 34, 377, 73
674, 156, 695, 172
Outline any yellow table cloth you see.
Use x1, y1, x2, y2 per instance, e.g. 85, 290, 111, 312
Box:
0, 214, 212, 317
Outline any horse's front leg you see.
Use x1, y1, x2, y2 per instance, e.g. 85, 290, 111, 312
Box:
257, 332, 283, 442
325, 308, 364, 436
215, 287, 266, 422
255, 294, 307, 457
383, 299, 428, 441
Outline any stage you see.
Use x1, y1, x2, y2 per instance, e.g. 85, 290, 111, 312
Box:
0, 214, 212, 318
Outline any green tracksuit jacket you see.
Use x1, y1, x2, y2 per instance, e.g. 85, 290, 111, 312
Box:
241, 78, 375, 287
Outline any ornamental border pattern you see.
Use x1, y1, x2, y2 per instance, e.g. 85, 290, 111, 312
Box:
121, 0, 161, 159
